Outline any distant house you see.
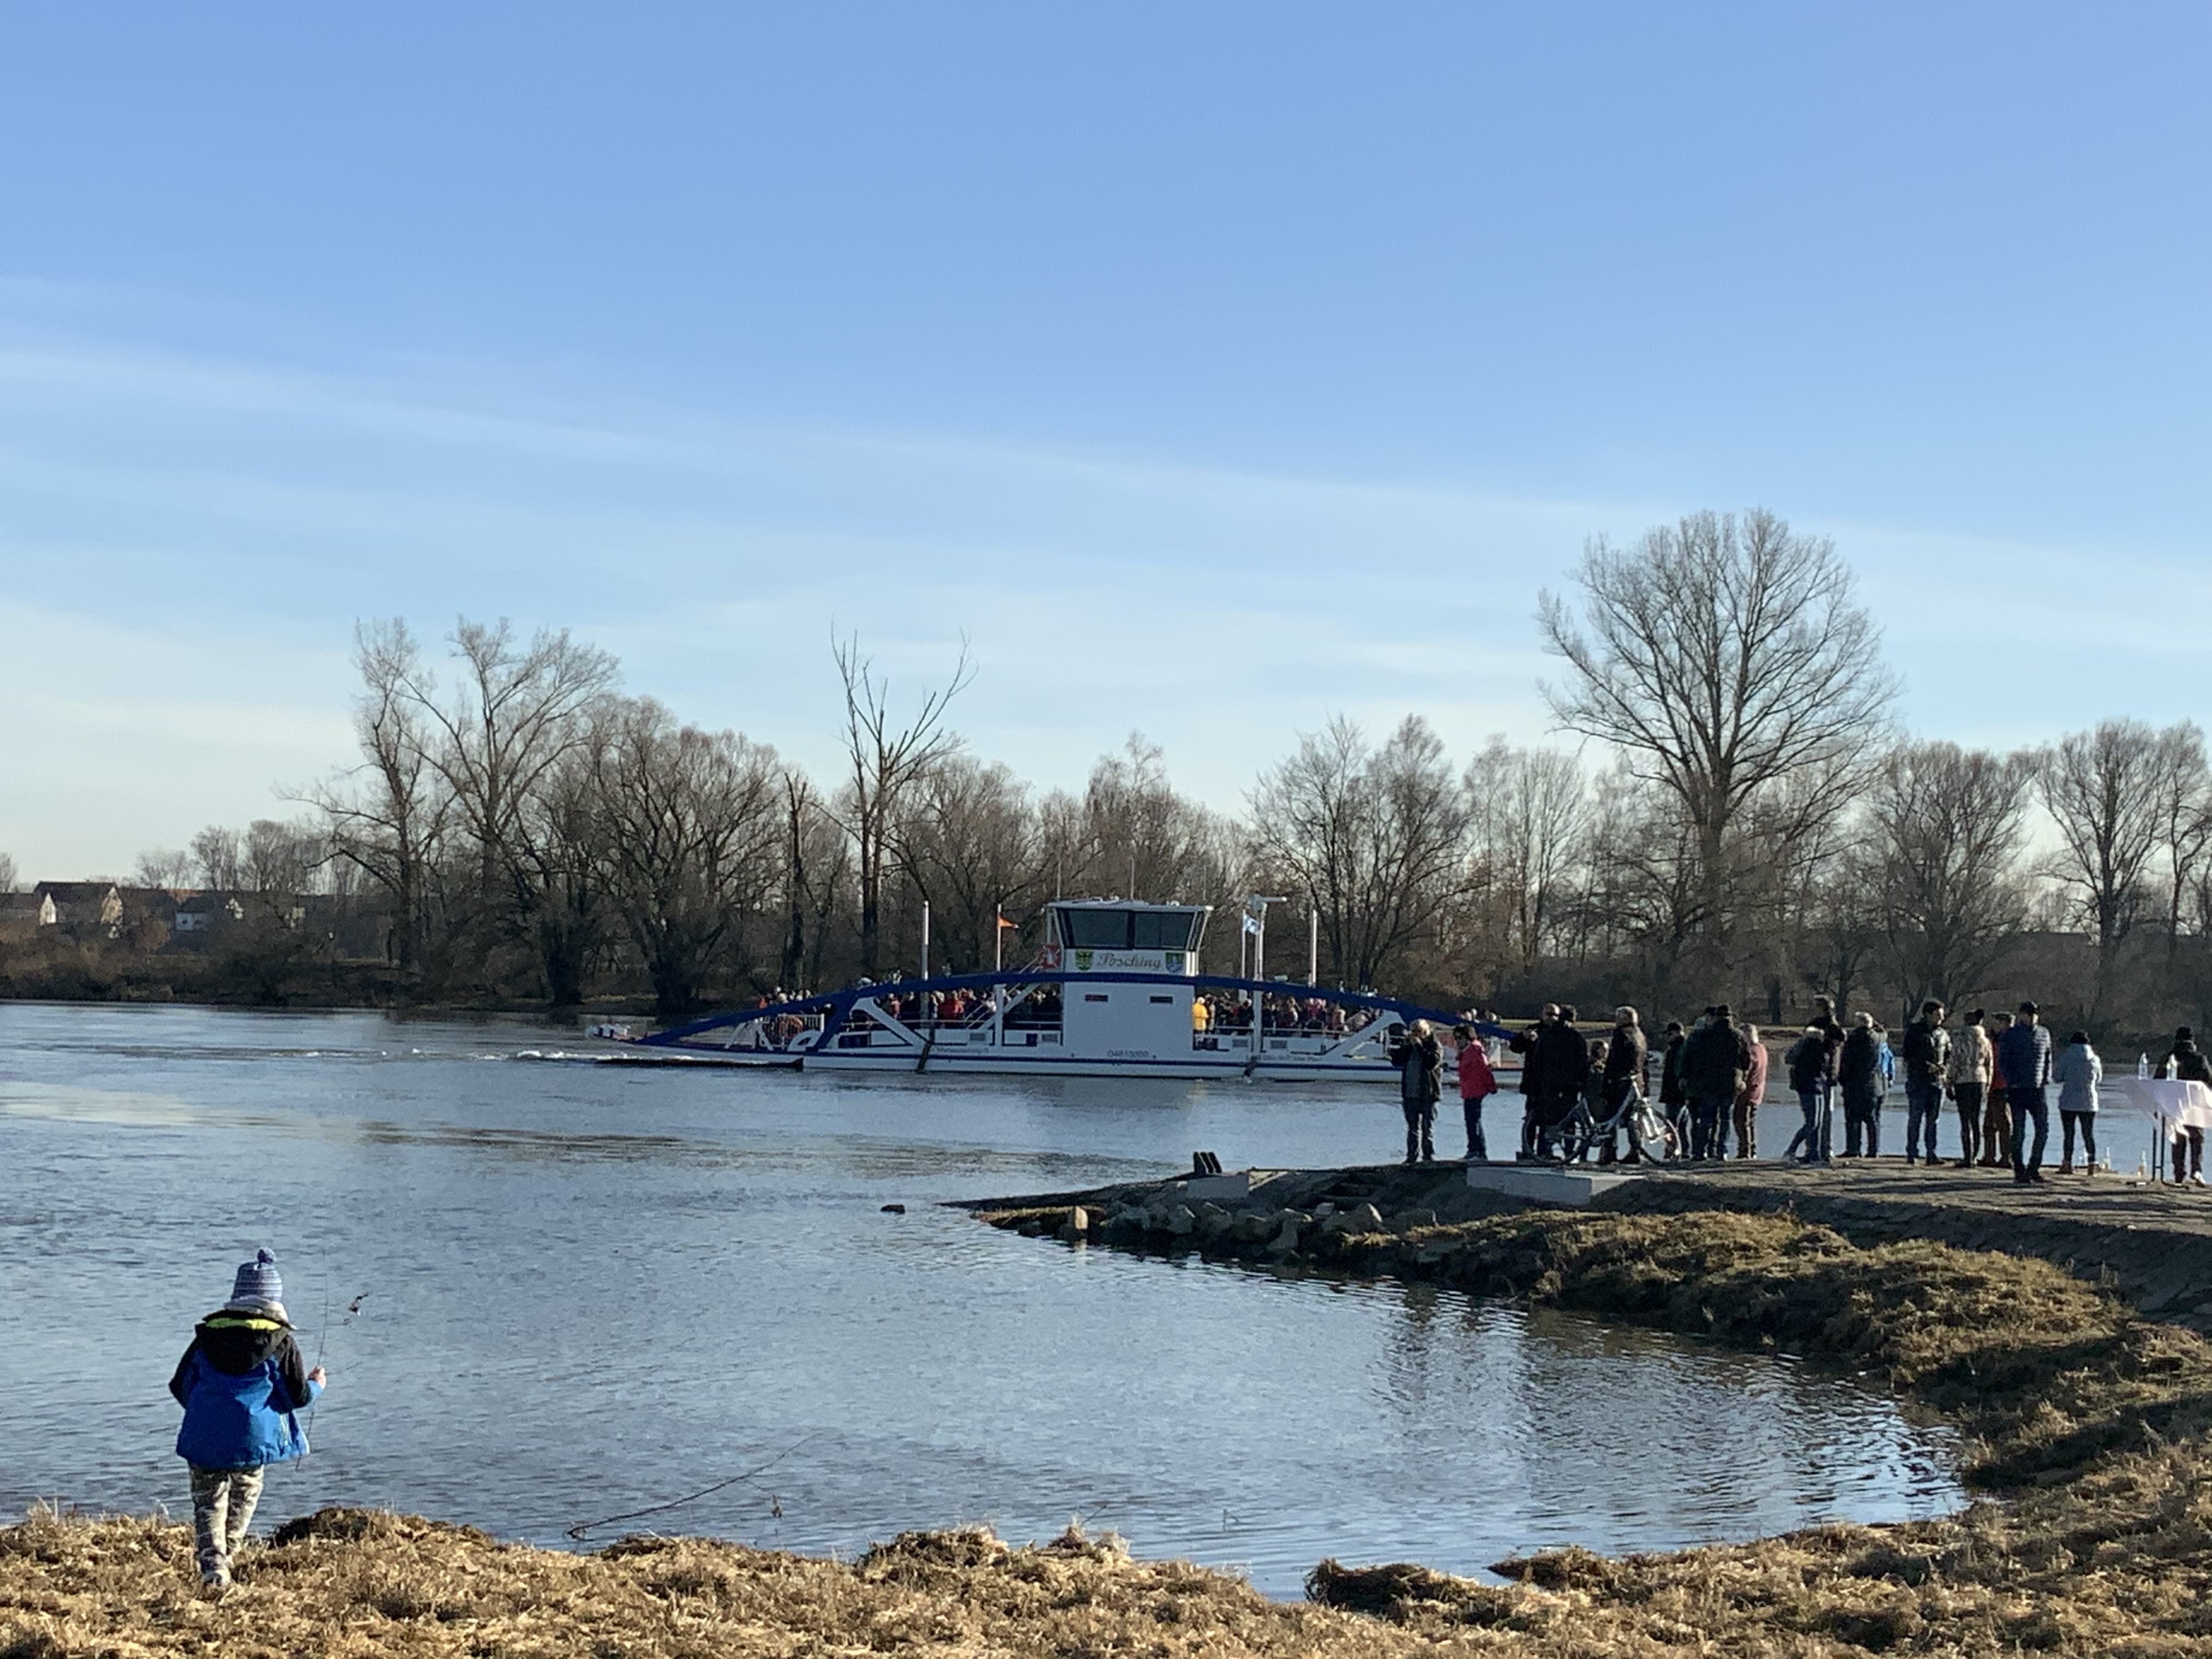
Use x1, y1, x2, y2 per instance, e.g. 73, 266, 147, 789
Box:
35, 882, 123, 940
170, 891, 247, 951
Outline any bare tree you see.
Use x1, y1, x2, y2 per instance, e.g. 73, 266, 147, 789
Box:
1465, 738, 1586, 969
1538, 508, 1897, 977
133, 849, 194, 888
2152, 721, 2212, 961
1252, 714, 1470, 990
894, 755, 1045, 972
1867, 741, 2033, 1014
239, 820, 324, 897
781, 771, 851, 992
1075, 736, 1241, 909
400, 618, 620, 1003
404, 618, 619, 896
0, 851, 16, 894
2036, 717, 2168, 1014
592, 699, 782, 1020
833, 631, 973, 975
190, 826, 245, 890
1579, 766, 1706, 1006
307, 619, 459, 980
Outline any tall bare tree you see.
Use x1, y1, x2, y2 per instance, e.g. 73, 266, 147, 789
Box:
2036, 718, 2168, 1014
1252, 714, 1470, 990
1867, 741, 2032, 1014
1538, 508, 1896, 980
833, 632, 972, 976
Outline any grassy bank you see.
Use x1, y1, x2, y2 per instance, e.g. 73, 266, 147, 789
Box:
14, 1210, 2212, 1655
0, 1508, 1401, 1659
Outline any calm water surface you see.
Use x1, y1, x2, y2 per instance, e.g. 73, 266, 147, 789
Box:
0, 1002, 1962, 1594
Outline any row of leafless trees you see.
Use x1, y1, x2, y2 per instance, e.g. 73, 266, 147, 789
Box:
131, 620, 1246, 1018
103, 507, 2212, 1037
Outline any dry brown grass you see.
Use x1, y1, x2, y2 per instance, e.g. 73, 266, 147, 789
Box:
0, 1508, 1409, 1658
18, 1208, 2212, 1656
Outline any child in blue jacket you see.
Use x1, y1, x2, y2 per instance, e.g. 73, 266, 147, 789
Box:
167, 1250, 326, 1589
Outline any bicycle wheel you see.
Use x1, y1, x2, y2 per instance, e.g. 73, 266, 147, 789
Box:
1636, 1109, 1682, 1163
1558, 1107, 1594, 1163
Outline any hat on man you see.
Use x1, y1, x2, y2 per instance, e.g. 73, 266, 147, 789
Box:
2018, 1001, 2039, 1015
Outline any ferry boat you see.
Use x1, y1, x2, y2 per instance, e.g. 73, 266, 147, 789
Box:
600, 899, 1508, 1081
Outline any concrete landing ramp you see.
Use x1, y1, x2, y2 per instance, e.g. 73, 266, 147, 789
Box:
1466, 1164, 1646, 1206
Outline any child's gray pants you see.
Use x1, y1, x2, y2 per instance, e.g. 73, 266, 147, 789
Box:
188, 1463, 264, 1581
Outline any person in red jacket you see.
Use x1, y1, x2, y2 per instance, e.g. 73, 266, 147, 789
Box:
1454, 1023, 1498, 1163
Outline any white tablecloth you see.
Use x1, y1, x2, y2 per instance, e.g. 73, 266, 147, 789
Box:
2115, 1076, 2212, 1131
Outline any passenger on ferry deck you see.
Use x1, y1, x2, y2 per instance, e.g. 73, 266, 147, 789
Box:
1193, 995, 1212, 1034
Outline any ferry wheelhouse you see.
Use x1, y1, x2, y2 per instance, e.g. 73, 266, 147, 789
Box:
608, 899, 1504, 1080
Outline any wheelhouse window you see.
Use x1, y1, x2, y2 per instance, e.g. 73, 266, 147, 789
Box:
1131, 911, 1195, 950
1054, 905, 1204, 952
1062, 909, 1134, 949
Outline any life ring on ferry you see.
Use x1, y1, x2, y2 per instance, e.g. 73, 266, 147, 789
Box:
1041, 943, 1062, 969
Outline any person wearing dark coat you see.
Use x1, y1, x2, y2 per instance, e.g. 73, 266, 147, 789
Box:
1679, 1006, 1747, 1160
1508, 1004, 1557, 1158
1657, 1020, 1688, 1148
1784, 1024, 1833, 1163
2167, 1026, 2211, 1185
1600, 1006, 1650, 1161
1396, 1018, 1444, 1164
1995, 1000, 2055, 1183
1837, 1013, 1886, 1156
1899, 1000, 1950, 1166
1532, 1008, 1592, 1159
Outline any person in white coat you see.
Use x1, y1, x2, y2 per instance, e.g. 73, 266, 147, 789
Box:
2053, 1030, 2103, 1174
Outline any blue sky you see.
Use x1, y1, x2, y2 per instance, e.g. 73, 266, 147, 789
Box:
1, 4, 2207, 878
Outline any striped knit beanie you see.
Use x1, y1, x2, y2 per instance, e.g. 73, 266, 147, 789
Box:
229, 1249, 283, 1308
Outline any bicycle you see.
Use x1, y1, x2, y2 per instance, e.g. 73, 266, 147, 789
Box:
1551, 1086, 1684, 1165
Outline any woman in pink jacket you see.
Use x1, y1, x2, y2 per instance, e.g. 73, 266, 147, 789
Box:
1454, 1024, 1498, 1163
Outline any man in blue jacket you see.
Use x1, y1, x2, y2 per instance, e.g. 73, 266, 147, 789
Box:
168, 1250, 326, 1590
1995, 1000, 2055, 1184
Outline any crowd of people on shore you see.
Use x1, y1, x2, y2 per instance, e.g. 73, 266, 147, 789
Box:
1394, 997, 2212, 1188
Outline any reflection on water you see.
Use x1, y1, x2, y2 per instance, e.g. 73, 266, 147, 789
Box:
0, 1003, 1960, 1595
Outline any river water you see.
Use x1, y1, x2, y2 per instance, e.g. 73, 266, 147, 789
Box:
0, 1002, 1962, 1595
